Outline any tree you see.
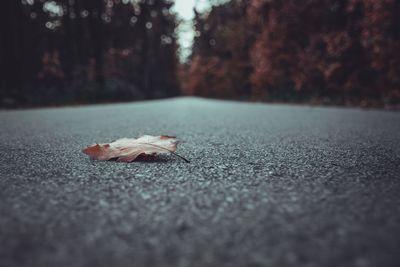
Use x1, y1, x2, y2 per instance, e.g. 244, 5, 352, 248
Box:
0, 0, 24, 105
182, 0, 254, 98
1, 0, 180, 107
181, 0, 400, 104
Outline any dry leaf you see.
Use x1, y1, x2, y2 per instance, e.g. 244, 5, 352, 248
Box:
82, 135, 189, 162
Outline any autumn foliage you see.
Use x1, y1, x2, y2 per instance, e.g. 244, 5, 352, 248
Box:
181, 0, 400, 104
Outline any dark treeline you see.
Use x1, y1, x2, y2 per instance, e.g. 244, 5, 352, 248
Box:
0, 0, 179, 107
181, 0, 400, 106
2, 0, 400, 108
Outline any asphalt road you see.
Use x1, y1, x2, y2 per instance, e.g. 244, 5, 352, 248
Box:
1, 97, 400, 267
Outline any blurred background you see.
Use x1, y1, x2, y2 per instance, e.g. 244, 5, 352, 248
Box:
1, 0, 399, 108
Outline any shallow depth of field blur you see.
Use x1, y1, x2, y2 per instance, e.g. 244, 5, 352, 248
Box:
1, 0, 400, 108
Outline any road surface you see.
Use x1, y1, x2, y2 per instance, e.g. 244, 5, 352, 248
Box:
1, 97, 400, 267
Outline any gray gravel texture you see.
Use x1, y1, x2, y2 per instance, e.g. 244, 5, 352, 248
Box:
1, 97, 400, 267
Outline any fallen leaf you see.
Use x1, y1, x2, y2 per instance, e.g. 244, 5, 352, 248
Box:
82, 135, 189, 162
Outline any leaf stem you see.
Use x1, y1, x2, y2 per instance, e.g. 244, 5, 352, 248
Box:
138, 143, 190, 163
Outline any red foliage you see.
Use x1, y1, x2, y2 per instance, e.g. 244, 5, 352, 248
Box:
182, 0, 400, 103
349, 0, 400, 99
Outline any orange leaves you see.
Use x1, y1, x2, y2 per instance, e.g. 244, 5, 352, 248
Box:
82, 135, 189, 163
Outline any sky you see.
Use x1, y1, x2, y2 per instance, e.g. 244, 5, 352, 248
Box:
172, 0, 214, 61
